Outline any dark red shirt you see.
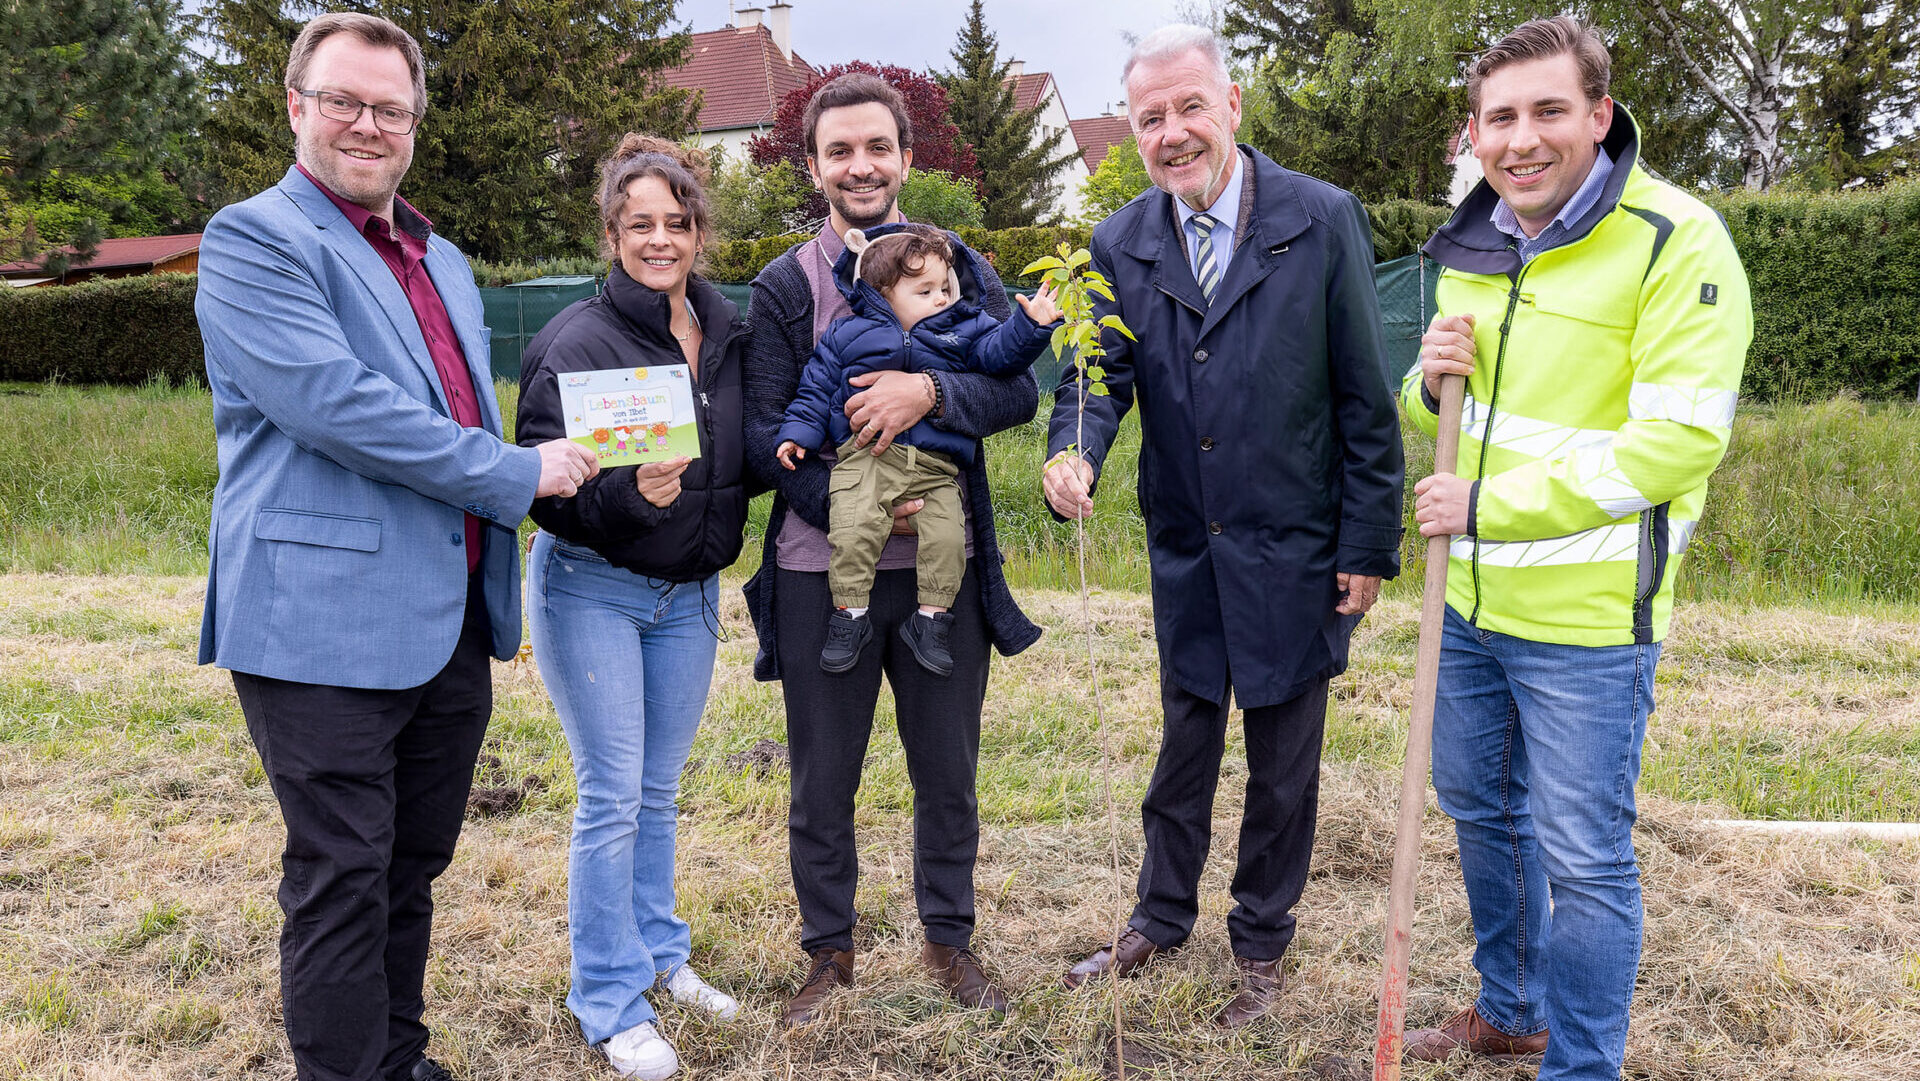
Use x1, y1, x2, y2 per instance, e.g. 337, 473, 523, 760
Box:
296, 164, 483, 571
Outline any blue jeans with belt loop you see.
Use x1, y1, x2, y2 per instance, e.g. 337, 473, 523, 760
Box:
1430, 606, 1661, 1081
527, 531, 719, 1046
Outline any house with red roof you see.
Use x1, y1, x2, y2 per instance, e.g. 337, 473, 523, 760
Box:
1069, 113, 1133, 175
0, 233, 202, 288
661, 3, 818, 164
1004, 61, 1094, 221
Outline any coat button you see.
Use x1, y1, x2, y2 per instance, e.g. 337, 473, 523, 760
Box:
1209, 521, 1223, 535
1194, 348, 1209, 363
450, 532, 462, 545
1200, 437, 1214, 450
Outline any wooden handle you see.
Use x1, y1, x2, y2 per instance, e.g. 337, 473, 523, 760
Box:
1373, 373, 1464, 1080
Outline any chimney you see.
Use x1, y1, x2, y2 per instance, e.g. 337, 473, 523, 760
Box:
736, 5, 762, 31
766, 1, 793, 62
1007, 59, 1025, 78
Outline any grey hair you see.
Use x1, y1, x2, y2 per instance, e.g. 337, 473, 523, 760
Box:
1123, 23, 1231, 89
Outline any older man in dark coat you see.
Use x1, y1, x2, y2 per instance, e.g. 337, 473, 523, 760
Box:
1045, 24, 1404, 1028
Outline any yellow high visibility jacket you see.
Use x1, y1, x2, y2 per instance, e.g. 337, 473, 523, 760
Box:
1403, 108, 1753, 646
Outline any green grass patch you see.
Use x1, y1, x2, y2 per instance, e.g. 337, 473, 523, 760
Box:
8, 382, 1920, 608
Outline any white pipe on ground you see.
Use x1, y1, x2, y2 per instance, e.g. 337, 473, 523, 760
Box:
1701, 819, 1920, 842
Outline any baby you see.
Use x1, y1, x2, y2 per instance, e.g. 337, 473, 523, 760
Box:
776, 223, 1061, 676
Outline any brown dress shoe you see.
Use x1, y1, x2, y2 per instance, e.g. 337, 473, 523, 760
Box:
1061, 925, 1163, 989
783, 948, 855, 1028
922, 941, 1009, 1013
1403, 1004, 1548, 1062
1214, 956, 1284, 1029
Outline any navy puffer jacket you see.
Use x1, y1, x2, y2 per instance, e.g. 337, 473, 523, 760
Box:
775, 224, 1054, 467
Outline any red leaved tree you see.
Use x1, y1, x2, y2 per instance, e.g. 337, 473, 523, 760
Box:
748, 61, 980, 225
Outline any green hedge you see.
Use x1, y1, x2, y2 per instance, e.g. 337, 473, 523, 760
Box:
1711, 183, 1920, 400
0, 274, 205, 385
13, 184, 1920, 400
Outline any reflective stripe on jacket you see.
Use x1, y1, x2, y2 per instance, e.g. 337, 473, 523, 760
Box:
1403, 107, 1753, 646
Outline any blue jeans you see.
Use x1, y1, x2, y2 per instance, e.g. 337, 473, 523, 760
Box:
527, 532, 719, 1046
1431, 607, 1660, 1081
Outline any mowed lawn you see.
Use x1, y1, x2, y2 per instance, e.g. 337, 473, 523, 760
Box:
2, 383, 1918, 1079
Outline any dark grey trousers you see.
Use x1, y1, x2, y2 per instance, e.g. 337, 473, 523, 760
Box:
1129, 676, 1330, 961
776, 563, 989, 954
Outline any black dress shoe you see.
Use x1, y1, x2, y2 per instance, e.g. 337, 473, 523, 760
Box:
820, 609, 873, 673
899, 610, 955, 676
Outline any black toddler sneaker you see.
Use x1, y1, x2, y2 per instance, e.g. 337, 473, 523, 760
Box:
821, 609, 873, 673
899, 611, 956, 676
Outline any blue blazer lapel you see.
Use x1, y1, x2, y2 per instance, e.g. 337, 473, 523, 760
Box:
279, 168, 450, 416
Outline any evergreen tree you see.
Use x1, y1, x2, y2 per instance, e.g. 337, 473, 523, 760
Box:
198, 0, 310, 206
1225, 0, 1463, 203
1792, 0, 1920, 185
1, 0, 203, 270
199, 0, 700, 260
935, 0, 1079, 228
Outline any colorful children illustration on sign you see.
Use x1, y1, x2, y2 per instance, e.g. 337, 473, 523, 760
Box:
560, 365, 704, 465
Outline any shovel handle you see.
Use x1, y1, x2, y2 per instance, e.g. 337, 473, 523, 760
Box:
1373, 373, 1465, 1080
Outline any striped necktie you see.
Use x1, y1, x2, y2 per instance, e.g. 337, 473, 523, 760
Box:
1192, 212, 1221, 304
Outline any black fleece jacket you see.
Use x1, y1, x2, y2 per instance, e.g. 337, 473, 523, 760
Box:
516, 265, 753, 582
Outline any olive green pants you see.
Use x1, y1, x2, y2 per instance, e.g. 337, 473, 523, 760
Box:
827, 437, 964, 610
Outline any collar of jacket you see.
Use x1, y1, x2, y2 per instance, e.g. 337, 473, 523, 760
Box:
1109, 145, 1311, 337
1113, 144, 1310, 264
602, 261, 744, 351
1423, 103, 1643, 279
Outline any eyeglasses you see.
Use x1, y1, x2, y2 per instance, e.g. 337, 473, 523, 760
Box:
299, 90, 421, 135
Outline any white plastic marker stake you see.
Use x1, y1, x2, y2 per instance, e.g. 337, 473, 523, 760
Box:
1374, 372, 1464, 1081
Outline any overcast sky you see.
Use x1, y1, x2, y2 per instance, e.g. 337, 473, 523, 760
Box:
672, 0, 1201, 121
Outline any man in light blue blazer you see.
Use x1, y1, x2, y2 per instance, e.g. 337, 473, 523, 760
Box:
194, 14, 596, 1081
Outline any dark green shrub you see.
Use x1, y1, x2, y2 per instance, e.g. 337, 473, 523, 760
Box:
1368, 200, 1454, 261
1709, 182, 1920, 401
468, 256, 606, 287
0, 274, 204, 385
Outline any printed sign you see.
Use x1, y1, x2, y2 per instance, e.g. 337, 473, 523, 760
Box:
559, 364, 702, 465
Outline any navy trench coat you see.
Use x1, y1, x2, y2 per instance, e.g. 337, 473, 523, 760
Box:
1047, 146, 1404, 709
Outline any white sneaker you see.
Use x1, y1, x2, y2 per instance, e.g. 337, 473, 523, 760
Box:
665, 964, 741, 1021
600, 1020, 677, 1079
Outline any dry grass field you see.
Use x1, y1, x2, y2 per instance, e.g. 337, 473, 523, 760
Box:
2, 573, 1916, 1080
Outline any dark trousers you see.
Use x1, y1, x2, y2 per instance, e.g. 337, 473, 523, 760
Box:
776, 563, 989, 954
232, 576, 493, 1081
1130, 676, 1330, 961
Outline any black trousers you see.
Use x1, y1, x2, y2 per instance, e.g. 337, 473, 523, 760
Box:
232, 576, 492, 1081
1130, 676, 1330, 961
776, 563, 989, 954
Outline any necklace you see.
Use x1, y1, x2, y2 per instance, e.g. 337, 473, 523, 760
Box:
673, 297, 700, 342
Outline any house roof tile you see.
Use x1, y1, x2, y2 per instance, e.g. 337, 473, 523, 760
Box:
1069, 115, 1133, 171
0, 233, 202, 276
662, 25, 818, 134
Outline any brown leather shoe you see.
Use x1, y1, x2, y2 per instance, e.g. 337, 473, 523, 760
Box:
782, 948, 854, 1028
1404, 1004, 1548, 1062
1061, 925, 1163, 989
922, 941, 1009, 1013
1214, 955, 1284, 1029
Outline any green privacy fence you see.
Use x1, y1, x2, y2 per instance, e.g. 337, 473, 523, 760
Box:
477, 275, 602, 380
487, 267, 1435, 393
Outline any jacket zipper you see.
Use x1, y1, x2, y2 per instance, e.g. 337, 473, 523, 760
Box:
1467, 257, 1528, 626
